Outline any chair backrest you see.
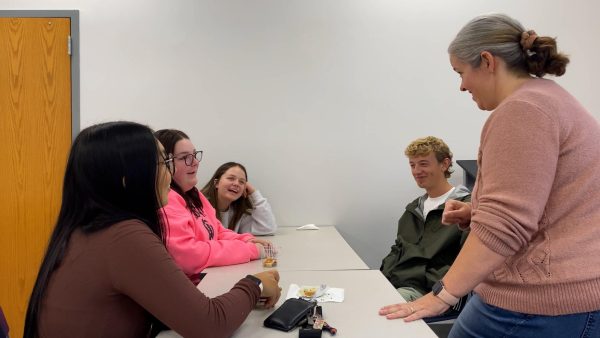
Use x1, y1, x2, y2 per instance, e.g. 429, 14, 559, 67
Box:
0, 306, 9, 338
456, 160, 478, 191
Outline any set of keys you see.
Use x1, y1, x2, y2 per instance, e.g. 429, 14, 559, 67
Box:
307, 305, 337, 335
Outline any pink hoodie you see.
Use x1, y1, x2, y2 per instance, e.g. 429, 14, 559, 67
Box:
161, 189, 259, 283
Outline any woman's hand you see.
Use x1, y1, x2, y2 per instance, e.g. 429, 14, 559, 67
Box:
250, 238, 273, 248
250, 238, 273, 259
442, 200, 472, 228
379, 293, 450, 322
253, 269, 282, 308
244, 182, 256, 197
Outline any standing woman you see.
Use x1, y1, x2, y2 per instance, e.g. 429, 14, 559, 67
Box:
24, 122, 281, 338
379, 14, 600, 337
202, 162, 277, 235
155, 130, 271, 284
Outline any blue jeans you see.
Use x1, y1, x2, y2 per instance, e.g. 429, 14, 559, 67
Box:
449, 294, 600, 338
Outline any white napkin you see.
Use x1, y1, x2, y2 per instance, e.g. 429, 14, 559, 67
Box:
297, 224, 319, 230
286, 284, 345, 302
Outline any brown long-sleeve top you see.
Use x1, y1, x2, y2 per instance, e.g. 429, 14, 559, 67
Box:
38, 219, 260, 338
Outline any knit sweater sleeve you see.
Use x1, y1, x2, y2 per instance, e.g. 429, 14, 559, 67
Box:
106, 220, 260, 338
237, 190, 278, 235
470, 99, 559, 256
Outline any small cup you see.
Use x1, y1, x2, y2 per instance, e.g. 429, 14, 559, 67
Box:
262, 245, 279, 268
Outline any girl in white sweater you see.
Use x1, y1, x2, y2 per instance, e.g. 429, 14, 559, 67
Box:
202, 162, 277, 235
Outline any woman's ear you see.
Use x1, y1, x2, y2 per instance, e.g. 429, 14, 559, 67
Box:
480, 51, 495, 72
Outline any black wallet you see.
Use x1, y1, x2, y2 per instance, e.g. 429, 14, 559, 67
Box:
263, 298, 317, 332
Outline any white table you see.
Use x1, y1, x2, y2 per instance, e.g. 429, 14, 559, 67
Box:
158, 269, 437, 338
203, 226, 369, 276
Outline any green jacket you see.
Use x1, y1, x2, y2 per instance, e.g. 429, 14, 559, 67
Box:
380, 186, 471, 295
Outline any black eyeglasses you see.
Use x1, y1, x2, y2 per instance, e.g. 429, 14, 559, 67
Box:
175, 150, 203, 166
159, 154, 175, 175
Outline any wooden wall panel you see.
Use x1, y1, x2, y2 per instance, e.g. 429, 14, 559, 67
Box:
0, 17, 71, 338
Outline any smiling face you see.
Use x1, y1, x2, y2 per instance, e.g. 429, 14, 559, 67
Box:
409, 152, 449, 192
450, 53, 497, 111
215, 166, 247, 208
172, 138, 199, 192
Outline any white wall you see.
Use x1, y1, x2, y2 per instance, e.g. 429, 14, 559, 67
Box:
6, 0, 600, 268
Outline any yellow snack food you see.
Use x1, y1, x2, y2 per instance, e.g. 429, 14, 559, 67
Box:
263, 257, 277, 268
302, 287, 317, 297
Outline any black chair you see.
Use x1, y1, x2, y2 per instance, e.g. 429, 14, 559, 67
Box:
424, 293, 471, 338
424, 292, 471, 323
0, 306, 9, 338
456, 160, 478, 191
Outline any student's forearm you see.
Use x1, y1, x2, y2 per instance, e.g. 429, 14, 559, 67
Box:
442, 233, 507, 298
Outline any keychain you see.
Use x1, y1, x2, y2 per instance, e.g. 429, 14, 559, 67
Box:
306, 306, 336, 336
299, 305, 337, 338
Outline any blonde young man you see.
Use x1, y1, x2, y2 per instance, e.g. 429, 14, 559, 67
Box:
380, 136, 470, 302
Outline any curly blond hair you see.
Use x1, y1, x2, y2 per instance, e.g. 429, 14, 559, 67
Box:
405, 136, 453, 178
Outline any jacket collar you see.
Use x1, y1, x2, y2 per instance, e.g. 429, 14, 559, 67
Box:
408, 185, 471, 219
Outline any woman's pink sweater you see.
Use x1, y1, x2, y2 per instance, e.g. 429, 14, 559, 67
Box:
161, 189, 259, 284
471, 78, 600, 315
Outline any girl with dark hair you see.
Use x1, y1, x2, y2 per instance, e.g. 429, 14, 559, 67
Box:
24, 122, 281, 338
154, 129, 272, 285
380, 14, 600, 338
201, 162, 277, 235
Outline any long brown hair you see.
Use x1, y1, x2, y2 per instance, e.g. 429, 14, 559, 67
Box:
201, 162, 253, 230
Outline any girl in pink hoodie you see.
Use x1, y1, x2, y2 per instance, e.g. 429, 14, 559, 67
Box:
155, 129, 270, 284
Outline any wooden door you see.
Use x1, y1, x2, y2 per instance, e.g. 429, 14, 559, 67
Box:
0, 17, 72, 338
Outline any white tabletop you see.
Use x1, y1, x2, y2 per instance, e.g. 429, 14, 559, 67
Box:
158, 269, 437, 338
203, 226, 369, 276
